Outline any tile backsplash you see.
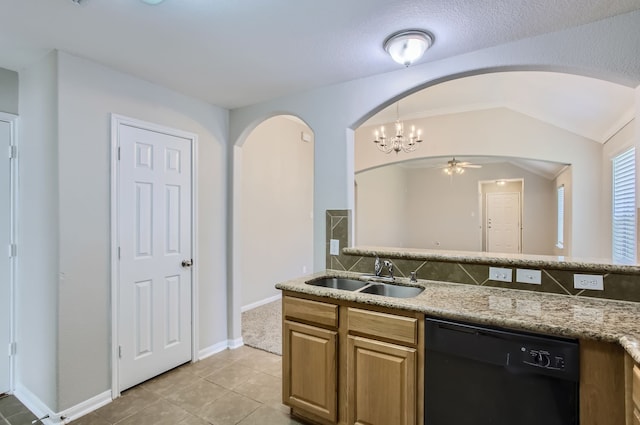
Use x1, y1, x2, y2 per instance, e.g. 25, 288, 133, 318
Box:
326, 210, 640, 303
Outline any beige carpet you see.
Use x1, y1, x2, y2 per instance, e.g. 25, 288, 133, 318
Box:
242, 299, 282, 355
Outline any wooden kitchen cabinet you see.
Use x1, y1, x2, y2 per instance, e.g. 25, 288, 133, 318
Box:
634, 365, 640, 425
626, 353, 640, 425
282, 292, 424, 425
347, 335, 416, 425
346, 307, 420, 425
283, 296, 339, 424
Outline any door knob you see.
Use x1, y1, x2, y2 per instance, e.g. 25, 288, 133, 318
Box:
181, 259, 193, 268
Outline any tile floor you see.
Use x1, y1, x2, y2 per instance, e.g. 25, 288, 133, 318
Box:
0, 394, 39, 425
73, 346, 302, 425
1, 346, 304, 425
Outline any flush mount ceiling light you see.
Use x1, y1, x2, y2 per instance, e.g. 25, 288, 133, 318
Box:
141, 0, 166, 4
383, 29, 433, 67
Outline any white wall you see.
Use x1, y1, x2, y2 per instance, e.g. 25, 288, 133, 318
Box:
0, 67, 18, 114
357, 162, 555, 254
230, 10, 640, 268
240, 116, 313, 308
355, 164, 406, 247
16, 51, 59, 411
356, 108, 600, 257
18, 51, 230, 413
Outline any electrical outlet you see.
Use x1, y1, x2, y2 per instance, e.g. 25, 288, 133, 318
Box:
573, 274, 604, 291
489, 267, 512, 282
329, 239, 340, 256
516, 269, 541, 285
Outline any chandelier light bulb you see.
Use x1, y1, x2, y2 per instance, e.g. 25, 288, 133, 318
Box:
373, 102, 423, 154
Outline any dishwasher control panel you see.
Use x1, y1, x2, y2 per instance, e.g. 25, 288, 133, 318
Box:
520, 347, 567, 371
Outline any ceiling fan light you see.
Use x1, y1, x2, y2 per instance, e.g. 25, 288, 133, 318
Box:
384, 30, 433, 67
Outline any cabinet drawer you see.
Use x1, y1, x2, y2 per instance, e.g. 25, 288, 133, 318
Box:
634, 365, 640, 409
284, 296, 338, 328
347, 307, 417, 345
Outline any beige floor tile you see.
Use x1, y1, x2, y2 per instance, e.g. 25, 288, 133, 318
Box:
204, 363, 256, 390
234, 351, 282, 377
93, 387, 159, 423
233, 371, 282, 406
176, 413, 212, 425
67, 412, 112, 425
196, 392, 260, 425
237, 405, 304, 425
140, 366, 199, 396
114, 400, 189, 425
5, 410, 39, 425
186, 355, 238, 378
165, 378, 229, 415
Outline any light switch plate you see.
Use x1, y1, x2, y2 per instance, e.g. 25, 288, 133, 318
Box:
329, 239, 340, 256
574, 274, 604, 290
489, 267, 512, 282
516, 269, 542, 285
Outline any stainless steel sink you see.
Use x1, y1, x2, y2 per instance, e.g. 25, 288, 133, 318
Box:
306, 277, 369, 291
358, 282, 424, 298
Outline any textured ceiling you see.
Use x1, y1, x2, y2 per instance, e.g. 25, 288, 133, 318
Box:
1, 0, 640, 108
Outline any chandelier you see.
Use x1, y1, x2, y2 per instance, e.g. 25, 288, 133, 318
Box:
373, 103, 423, 154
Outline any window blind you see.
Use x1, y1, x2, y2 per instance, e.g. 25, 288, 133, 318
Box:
557, 185, 564, 249
612, 147, 636, 264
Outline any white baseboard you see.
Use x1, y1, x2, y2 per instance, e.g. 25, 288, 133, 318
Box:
59, 390, 112, 423
15, 384, 112, 424
197, 337, 244, 360
241, 293, 281, 312
14, 383, 59, 425
198, 340, 230, 360
228, 337, 244, 350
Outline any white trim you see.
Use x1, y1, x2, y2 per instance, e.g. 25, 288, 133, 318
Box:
110, 114, 199, 398
198, 340, 232, 361
228, 337, 245, 350
14, 383, 59, 424
0, 112, 18, 394
58, 390, 112, 424
241, 293, 281, 312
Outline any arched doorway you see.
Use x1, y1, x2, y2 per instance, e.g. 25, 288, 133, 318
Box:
234, 114, 314, 350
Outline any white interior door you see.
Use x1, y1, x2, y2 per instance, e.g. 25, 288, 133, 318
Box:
117, 123, 193, 391
486, 192, 521, 253
0, 119, 12, 394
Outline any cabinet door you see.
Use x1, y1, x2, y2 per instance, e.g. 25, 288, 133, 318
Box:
283, 320, 338, 423
347, 335, 416, 425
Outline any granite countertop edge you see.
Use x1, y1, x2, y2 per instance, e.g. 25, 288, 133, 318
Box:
276, 270, 640, 364
343, 246, 640, 274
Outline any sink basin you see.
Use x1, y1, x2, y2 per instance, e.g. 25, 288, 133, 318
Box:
358, 282, 424, 298
306, 277, 369, 291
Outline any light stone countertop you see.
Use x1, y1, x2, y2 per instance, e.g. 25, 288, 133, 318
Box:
276, 270, 640, 363
344, 246, 640, 274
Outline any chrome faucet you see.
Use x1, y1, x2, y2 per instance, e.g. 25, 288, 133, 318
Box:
384, 260, 394, 280
374, 256, 383, 277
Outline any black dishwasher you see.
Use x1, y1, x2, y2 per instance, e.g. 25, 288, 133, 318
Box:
425, 317, 579, 425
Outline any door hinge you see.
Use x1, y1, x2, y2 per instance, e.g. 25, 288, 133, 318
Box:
8, 145, 17, 159
8, 243, 16, 258
117, 146, 121, 161
118, 345, 122, 359
117, 247, 121, 260
8, 342, 16, 356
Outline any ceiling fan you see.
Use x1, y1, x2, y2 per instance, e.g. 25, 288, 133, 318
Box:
441, 157, 482, 175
